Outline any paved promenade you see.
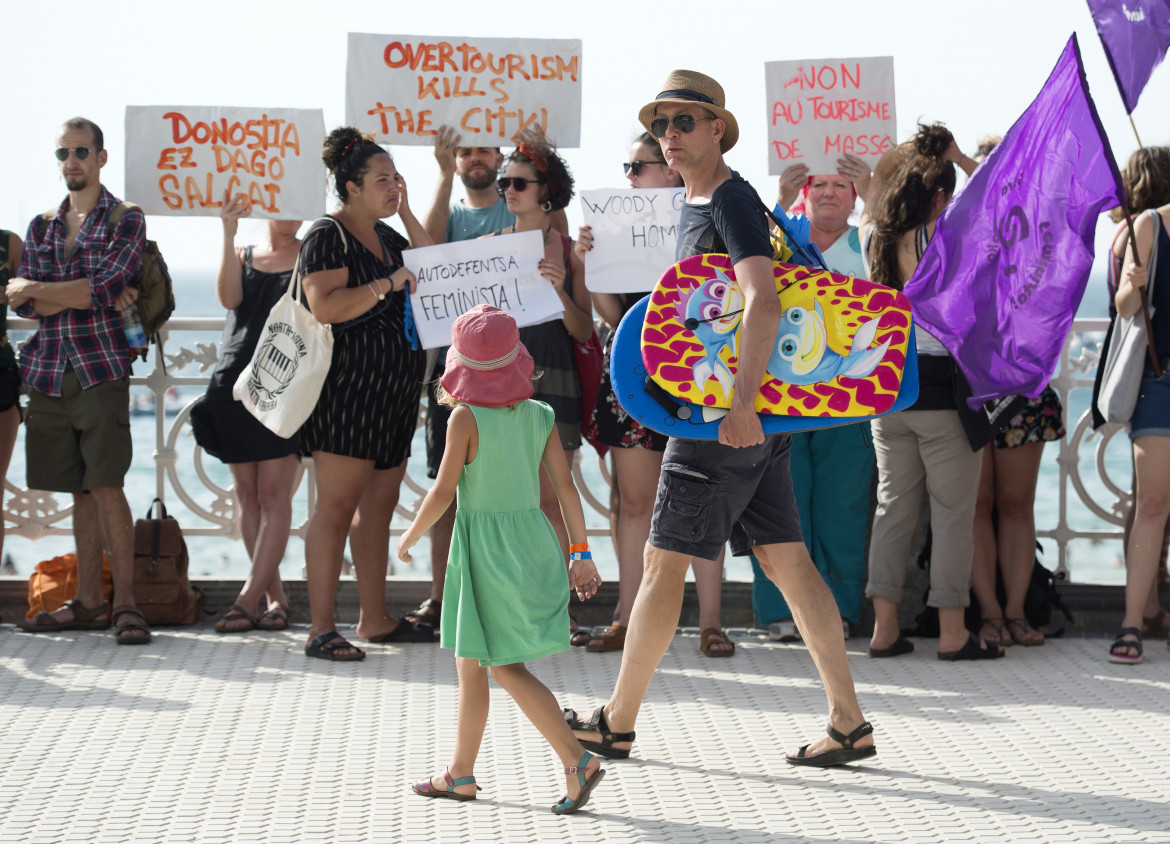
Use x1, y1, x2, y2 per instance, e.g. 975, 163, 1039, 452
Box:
1, 625, 1168, 844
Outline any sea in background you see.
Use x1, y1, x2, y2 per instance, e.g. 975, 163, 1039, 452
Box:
0, 269, 1132, 587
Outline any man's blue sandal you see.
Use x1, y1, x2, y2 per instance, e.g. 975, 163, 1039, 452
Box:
551, 752, 605, 815
411, 769, 481, 801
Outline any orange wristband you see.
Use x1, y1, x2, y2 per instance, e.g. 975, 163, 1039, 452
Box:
569, 543, 589, 553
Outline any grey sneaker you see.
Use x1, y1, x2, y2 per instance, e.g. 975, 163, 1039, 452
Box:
842, 619, 851, 640
769, 620, 800, 642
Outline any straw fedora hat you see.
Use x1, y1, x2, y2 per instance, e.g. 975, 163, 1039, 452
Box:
638, 69, 739, 153
440, 305, 535, 408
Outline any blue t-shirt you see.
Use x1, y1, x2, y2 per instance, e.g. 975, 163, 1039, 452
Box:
675, 171, 772, 263
446, 198, 515, 242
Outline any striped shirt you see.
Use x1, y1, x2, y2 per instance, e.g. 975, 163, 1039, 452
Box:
17, 186, 145, 395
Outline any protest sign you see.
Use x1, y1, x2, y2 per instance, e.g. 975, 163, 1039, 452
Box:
403, 230, 564, 349
578, 188, 684, 292
765, 57, 896, 174
346, 33, 582, 146
124, 106, 326, 219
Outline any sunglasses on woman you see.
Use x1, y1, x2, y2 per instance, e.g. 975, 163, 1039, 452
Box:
648, 114, 715, 139
623, 160, 666, 177
55, 146, 95, 161
496, 176, 545, 194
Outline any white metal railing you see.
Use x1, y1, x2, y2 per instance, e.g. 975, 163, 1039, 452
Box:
2, 315, 1125, 579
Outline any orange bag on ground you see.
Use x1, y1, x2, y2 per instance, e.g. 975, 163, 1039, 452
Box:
26, 553, 113, 619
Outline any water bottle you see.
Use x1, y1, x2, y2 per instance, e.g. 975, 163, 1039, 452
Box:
122, 303, 147, 352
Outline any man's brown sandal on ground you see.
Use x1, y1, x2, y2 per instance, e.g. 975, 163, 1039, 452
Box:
586, 623, 626, 653
18, 598, 110, 632
257, 603, 290, 631
112, 606, 152, 645
700, 628, 735, 657
215, 604, 258, 634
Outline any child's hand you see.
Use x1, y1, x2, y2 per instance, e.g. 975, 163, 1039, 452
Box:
397, 532, 417, 563
568, 558, 602, 601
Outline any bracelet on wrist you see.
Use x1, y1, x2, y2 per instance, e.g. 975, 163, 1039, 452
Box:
367, 283, 380, 305
569, 543, 589, 553
570, 551, 592, 561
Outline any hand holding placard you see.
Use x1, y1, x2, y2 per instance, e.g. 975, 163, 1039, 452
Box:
578, 187, 684, 293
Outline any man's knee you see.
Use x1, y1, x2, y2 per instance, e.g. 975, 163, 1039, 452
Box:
643, 543, 692, 581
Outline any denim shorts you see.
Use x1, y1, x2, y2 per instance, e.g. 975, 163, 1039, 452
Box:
1130, 364, 1170, 439
649, 434, 804, 559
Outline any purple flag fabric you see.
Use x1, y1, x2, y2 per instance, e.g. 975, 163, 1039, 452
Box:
1087, 0, 1170, 113
903, 34, 1124, 409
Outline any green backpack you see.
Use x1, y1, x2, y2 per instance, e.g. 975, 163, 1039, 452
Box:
39, 202, 175, 358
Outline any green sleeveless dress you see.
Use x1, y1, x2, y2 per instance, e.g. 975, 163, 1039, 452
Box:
440, 400, 571, 667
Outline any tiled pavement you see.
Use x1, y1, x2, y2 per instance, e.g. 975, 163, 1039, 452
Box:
1, 626, 1168, 844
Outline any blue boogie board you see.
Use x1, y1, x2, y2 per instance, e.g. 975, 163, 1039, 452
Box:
610, 294, 920, 440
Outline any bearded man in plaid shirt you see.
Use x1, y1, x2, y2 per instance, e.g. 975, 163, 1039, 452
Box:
9, 117, 151, 645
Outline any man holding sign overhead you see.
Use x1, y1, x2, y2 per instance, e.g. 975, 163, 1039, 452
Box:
564, 71, 874, 768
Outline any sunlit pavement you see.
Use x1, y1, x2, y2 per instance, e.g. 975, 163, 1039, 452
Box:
1, 626, 1168, 844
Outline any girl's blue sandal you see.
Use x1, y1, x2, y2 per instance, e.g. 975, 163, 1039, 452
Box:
551, 752, 605, 815
411, 769, 481, 801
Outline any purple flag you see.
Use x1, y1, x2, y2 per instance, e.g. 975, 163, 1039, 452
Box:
1087, 0, 1170, 112
903, 34, 1124, 409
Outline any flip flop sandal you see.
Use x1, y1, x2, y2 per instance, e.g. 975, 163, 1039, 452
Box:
411, 769, 480, 801
551, 752, 605, 815
562, 706, 636, 759
938, 631, 1004, 661
1005, 617, 1045, 646
112, 606, 152, 646
305, 631, 365, 661
1108, 627, 1143, 665
787, 721, 877, 767
978, 618, 1012, 647
257, 603, 290, 631
585, 623, 626, 653
700, 627, 735, 657
868, 636, 914, 658
215, 604, 259, 634
18, 598, 110, 632
403, 598, 440, 627
365, 620, 435, 644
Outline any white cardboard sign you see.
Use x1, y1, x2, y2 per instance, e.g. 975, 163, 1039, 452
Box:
346, 33, 582, 147
403, 230, 564, 349
124, 106, 326, 219
764, 56, 896, 175
579, 188, 685, 293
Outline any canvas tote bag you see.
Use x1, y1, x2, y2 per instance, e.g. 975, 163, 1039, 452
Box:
1097, 209, 1162, 425
234, 250, 334, 438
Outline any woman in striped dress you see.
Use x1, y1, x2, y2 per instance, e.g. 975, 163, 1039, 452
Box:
299, 127, 432, 661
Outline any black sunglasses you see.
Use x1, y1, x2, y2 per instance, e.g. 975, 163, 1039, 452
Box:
648, 114, 715, 139
623, 160, 666, 177
55, 146, 96, 161
496, 176, 545, 194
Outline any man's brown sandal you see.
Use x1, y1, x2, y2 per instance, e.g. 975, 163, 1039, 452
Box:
18, 598, 110, 632
215, 604, 259, 634
700, 627, 735, 657
257, 603, 290, 631
403, 598, 440, 627
112, 606, 152, 645
586, 623, 626, 653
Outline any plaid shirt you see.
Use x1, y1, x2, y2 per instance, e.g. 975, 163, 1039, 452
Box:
17, 186, 145, 396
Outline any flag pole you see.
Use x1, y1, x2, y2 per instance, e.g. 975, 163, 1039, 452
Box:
1128, 114, 1144, 148
1123, 206, 1162, 377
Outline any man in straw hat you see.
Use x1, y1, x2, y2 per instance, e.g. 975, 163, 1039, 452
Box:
565, 70, 875, 767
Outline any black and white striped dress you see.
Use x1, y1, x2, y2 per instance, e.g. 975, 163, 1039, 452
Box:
298, 216, 426, 469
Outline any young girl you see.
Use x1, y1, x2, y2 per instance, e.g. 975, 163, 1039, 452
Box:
397, 304, 606, 814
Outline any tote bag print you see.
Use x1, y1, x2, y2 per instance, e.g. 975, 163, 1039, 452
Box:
234, 260, 334, 437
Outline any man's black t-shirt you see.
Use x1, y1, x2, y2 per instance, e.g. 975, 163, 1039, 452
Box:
675, 171, 773, 263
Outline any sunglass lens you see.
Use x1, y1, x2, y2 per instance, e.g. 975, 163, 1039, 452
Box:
674, 114, 695, 133
623, 162, 641, 177
55, 147, 90, 161
649, 119, 668, 138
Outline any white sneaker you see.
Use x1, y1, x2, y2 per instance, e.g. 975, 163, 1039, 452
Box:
769, 620, 800, 642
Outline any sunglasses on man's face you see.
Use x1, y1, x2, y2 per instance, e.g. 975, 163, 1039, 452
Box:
623, 160, 666, 178
648, 114, 715, 139
496, 176, 545, 194
55, 146, 95, 161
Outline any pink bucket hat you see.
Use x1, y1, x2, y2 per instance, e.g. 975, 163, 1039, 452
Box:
440, 305, 535, 407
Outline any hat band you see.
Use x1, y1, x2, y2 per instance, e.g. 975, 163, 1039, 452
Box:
656, 88, 717, 106
453, 343, 520, 371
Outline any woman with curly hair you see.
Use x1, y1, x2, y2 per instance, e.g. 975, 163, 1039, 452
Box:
299, 127, 433, 661
862, 123, 1004, 661
484, 142, 593, 578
